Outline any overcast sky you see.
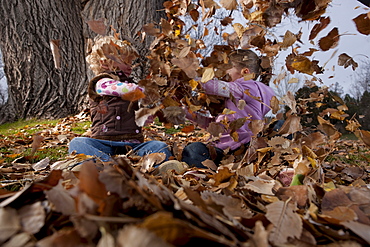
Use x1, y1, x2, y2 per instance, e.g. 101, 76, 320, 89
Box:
273, 0, 370, 95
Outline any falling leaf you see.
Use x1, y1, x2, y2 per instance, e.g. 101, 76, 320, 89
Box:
338, 53, 358, 70
86, 18, 107, 35
201, 67, 215, 82
122, 88, 146, 102
318, 27, 339, 51
172, 55, 199, 78
31, 133, 44, 157
220, 0, 238, 10
207, 122, 224, 137
49, 40, 61, 69
353, 13, 370, 35
279, 30, 297, 49
309, 16, 330, 40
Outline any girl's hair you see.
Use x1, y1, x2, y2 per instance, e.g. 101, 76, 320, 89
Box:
229, 49, 271, 85
86, 36, 139, 75
229, 49, 261, 77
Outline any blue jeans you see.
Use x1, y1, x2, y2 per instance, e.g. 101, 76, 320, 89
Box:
181, 142, 224, 168
68, 137, 172, 162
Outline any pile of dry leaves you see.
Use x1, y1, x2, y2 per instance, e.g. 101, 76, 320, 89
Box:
0, 96, 370, 246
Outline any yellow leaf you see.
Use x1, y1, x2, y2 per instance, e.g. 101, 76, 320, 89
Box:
288, 78, 299, 84
189, 79, 198, 90
323, 181, 336, 192
201, 67, 215, 82
222, 108, 236, 115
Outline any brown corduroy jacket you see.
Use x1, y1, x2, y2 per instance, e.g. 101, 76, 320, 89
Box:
87, 73, 144, 143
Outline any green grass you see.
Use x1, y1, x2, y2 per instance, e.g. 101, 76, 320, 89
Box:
0, 118, 91, 164
0, 118, 60, 136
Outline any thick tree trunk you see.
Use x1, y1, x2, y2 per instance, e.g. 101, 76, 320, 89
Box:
0, 0, 165, 124
0, 0, 88, 124
81, 0, 166, 78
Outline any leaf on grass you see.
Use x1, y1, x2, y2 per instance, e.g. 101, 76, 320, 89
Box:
266, 201, 303, 245
32, 157, 50, 171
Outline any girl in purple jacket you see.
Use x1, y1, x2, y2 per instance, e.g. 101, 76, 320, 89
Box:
182, 49, 275, 167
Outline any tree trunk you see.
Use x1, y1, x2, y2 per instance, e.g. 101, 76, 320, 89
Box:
81, 0, 166, 78
0, 0, 165, 124
0, 0, 88, 124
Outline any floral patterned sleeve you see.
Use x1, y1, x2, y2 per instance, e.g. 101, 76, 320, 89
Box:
95, 78, 143, 97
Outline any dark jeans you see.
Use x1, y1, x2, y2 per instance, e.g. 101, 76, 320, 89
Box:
181, 142, 224, 168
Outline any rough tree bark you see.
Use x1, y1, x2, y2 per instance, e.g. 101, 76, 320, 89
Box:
0, 1, 87, 124
81, 0, 166, 78
0, 0, 165, 124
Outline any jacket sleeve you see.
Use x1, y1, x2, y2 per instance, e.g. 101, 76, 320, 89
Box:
95, 78, 143, 97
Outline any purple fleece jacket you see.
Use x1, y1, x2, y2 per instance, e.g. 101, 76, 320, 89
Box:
196, 78, 275, 150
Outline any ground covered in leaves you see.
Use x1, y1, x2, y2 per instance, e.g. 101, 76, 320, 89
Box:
0, 112, 370, 247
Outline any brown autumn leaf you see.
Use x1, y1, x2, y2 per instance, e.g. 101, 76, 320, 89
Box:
220, 16, 234, 26
207, 122, 225, 137
317, 116, 342, 140
309, 16, 330, 40
49, 40, 61, 69
341, 221, 370, 245
78, 161, 108, 206
0, 207, 21, 243
290, 55, 315, 75
142, 23, 161, 36
353, 13, 370, 35
279, 30, 297, 49
243, 177, 276, 195
171, 55, 199, 79
86, 18, 107, 35
318, 27, 339, 51
266, 200, 303, 245
189, 9, 199, 22
220, 0, 238, 10
18, 201, 46, 234
30, 133, 44, 157
270, 96, 280, 114
121, 88, 146, 102
212, 167, 236, 186
338, 53, 358, 70
116, 225, 173, 247
355, 129, 370, 147
277, 115, 302, 135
